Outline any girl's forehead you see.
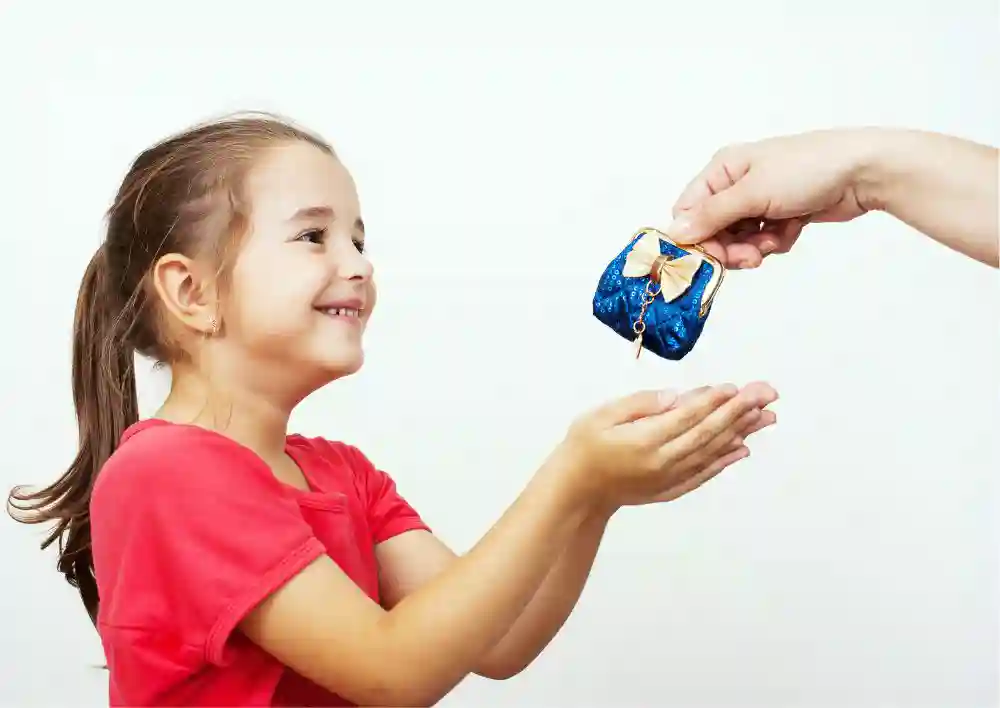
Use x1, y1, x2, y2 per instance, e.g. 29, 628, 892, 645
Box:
246, 142, 360, 222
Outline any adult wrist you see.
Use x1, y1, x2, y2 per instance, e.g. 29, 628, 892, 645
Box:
848, 126, 911, 214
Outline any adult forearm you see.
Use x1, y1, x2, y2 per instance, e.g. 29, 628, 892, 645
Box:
858, 128, 999, 267
477, 508, 613, 678
378, 457, 593, 704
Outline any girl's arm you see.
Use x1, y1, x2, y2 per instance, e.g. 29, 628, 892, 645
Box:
370, 384, 776, 680
241, 458, 590, 706
241, 386, 757, 706
374, 510, 613, 680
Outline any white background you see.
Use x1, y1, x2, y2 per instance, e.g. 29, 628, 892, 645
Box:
1, 2, 997, 706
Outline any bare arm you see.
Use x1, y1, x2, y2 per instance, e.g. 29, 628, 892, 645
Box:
375, 510, 613, 681
668, 127, 998, 271
238, 386, 757, 706
241, 459, 590, 706
477, 510, 610, 677
859, 128, 999, 267
370, 385, 779, 683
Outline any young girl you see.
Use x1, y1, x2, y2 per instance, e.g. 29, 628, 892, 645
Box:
9, 114, 777, 707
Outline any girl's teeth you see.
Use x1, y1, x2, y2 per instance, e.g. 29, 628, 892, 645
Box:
327, 308, 359, 317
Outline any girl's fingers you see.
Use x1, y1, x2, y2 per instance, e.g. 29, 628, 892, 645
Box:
655, 386, 772, 465
739, 409, 776, 437
626, 385, 738, 447
671, 408, 761, 475
649, 446, 751, 503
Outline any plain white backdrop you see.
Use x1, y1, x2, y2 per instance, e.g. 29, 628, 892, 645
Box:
0, 2, 997, 706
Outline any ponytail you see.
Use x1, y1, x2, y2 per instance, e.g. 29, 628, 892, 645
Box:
7, 245, 138, 625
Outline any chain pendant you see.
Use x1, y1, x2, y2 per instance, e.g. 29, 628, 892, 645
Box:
631, 280, 660, 361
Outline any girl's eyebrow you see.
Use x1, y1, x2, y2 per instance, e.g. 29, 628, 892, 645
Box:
287, 205, 365, 234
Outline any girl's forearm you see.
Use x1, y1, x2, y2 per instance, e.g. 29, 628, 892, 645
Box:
476, 508, 613, 678
378, 457, 594, 704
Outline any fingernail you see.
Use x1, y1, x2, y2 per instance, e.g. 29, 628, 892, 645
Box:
667, 214, 695, 243
759, 239, 778, 254
658, 389, 678, 407
717, 383, 738, 396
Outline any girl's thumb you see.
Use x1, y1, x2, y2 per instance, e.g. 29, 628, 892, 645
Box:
599, 389, 678, 426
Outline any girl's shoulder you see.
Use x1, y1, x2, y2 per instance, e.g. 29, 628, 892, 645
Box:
284, 433, 382, 492
285, 433, 371, 468
95, 419, 288, 504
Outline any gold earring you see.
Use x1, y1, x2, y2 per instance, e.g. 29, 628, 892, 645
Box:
209, 316, 219, 336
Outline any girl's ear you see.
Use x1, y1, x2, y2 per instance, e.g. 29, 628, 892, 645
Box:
150, 253, 218, 335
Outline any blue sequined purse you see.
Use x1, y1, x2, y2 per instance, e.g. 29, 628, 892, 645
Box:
593, 227, 726, 360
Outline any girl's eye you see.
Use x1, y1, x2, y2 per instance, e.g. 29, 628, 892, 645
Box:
295, 229, 365, 254
296, 228, 326, 244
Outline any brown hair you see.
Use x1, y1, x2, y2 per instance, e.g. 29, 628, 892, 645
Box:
6, 112, 334, 625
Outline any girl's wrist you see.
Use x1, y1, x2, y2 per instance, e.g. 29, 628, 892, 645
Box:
534, 446, 614, 521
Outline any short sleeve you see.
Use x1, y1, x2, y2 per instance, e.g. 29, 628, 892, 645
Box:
346, 446, 431, 544
90, 423, 326, 666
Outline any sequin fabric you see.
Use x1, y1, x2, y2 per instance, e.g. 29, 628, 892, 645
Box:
592, 229, 716, 360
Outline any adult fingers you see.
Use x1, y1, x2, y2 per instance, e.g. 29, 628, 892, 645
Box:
668, 178, 766, 246
737, 217, 805, 259
692, 237, 730, 266
671, 148, 752, 215
723, 241, 766, 269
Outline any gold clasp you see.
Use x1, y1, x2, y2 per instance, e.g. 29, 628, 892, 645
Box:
634, 227, 726, 318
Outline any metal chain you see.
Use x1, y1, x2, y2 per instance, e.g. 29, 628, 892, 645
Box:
632, 280, 661, 359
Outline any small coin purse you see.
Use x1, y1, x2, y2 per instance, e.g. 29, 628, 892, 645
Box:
592, 227, 726, 360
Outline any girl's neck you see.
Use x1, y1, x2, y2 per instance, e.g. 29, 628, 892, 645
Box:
156, 363, 294, 464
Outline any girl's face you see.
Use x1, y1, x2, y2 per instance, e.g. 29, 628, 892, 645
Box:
220, 141, 375, 390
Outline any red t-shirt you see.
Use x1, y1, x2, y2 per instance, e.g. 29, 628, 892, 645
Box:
90, 419, 430, 706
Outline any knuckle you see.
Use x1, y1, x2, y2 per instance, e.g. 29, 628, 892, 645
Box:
635, 390, 661, 414
712, 145, 732, 161
671, 456, 700, 477
691, 426, 716, 449
676, 407, 704, 430
639, 457, 661, 477
568, 415, 597, 440
713, 143, 742, 161
654, 445, 682, 470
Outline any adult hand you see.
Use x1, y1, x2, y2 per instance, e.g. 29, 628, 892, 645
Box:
665, 129, 877, 269
665, 127, 1000, 269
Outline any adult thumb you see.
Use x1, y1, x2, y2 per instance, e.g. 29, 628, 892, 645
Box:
667, 180, 762, 245
598, 389, 678, 426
